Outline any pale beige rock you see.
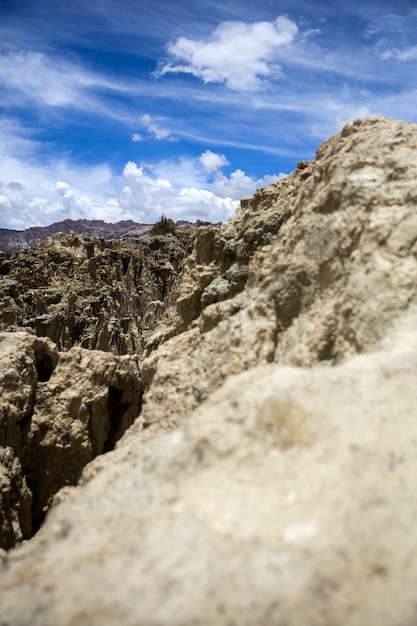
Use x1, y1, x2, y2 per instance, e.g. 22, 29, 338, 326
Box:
1, 116, 417, 624
2, 315, 417, 625
0, 332, 58, 548
24, 345, 142, 531
134, 116, 417, 434
0, 331, 142, 548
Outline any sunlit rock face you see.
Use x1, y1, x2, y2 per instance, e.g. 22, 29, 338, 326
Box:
2, 116, 417, 626
0, 331, 142, 549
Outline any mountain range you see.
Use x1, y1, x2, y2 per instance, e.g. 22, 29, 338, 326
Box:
0, 218, 189, 256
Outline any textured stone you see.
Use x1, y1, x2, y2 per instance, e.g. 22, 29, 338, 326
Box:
0, 332, 142, 548
1, 116, 417, 624
136, 116, 417, 434
0, 229, 194, 356
2, 315, 417, 625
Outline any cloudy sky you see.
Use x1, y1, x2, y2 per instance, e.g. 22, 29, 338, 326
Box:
1, 0, 417, 229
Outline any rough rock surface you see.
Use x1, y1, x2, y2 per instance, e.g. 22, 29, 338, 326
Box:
3, 317, 417, 625
0, 332, 142, 549
130, 115, 417, 434
0, 229, 194, 355
1, 116, 417, 624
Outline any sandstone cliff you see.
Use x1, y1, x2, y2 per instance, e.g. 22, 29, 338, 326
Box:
1, 116, 417, 625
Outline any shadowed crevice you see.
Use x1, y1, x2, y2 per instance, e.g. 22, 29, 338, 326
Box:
35, 353, 54, 382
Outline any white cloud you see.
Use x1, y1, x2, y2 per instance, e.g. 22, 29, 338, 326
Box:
118, 157, 286, 224
301, 28, 322, 39
55, 181, 71, 196
0, 178, 124, 230
131, 133, 143, 142
199, 150, 230, 173
0, 155, 284, 230
119, 161, 236, 223
0, 119, 120, 229
0, 51, 130, 112
146, 156, 208, 189
212, 169, 285, 199
158, 16, 298, 91
140, 113, 176, 141
381, 45, 417, 61
0, 118, 285, 229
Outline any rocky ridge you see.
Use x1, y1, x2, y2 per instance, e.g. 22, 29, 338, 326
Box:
134, 115, 417, 433
0, 218, 202, 257
1, 116, 417, 625
0, 227, 194, 355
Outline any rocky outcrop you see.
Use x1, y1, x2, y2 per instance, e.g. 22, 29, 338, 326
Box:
136, 115, 417, 432
3, 316, 417, 625
0, 332, 142, 549
0, 229, 194, 355
1, 116, 417, 624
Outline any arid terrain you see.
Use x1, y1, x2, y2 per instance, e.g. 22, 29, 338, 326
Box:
1, 116, 417, 625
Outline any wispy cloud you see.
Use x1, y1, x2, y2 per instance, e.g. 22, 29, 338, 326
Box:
0, 51, 130, 111
157, 16, 298, 90
139, 114, 177, 141
381, 45, 417, 61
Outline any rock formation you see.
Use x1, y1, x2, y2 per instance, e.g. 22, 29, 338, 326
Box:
0, 218, 202, 257
0, 331, 142, 549
134, 115, 417, 433
1, 116, 417, 625
0, 229, 194, 355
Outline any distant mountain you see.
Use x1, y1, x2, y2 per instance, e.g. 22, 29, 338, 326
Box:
0, 219, 156, 256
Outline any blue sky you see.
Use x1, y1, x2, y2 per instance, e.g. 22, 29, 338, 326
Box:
0, 0, 416, 229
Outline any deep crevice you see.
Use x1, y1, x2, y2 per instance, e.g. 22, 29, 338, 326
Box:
35, 353, 54, 382
15, 386, 143, 547
102, 386, 141, 454
25, 476, 44, 537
